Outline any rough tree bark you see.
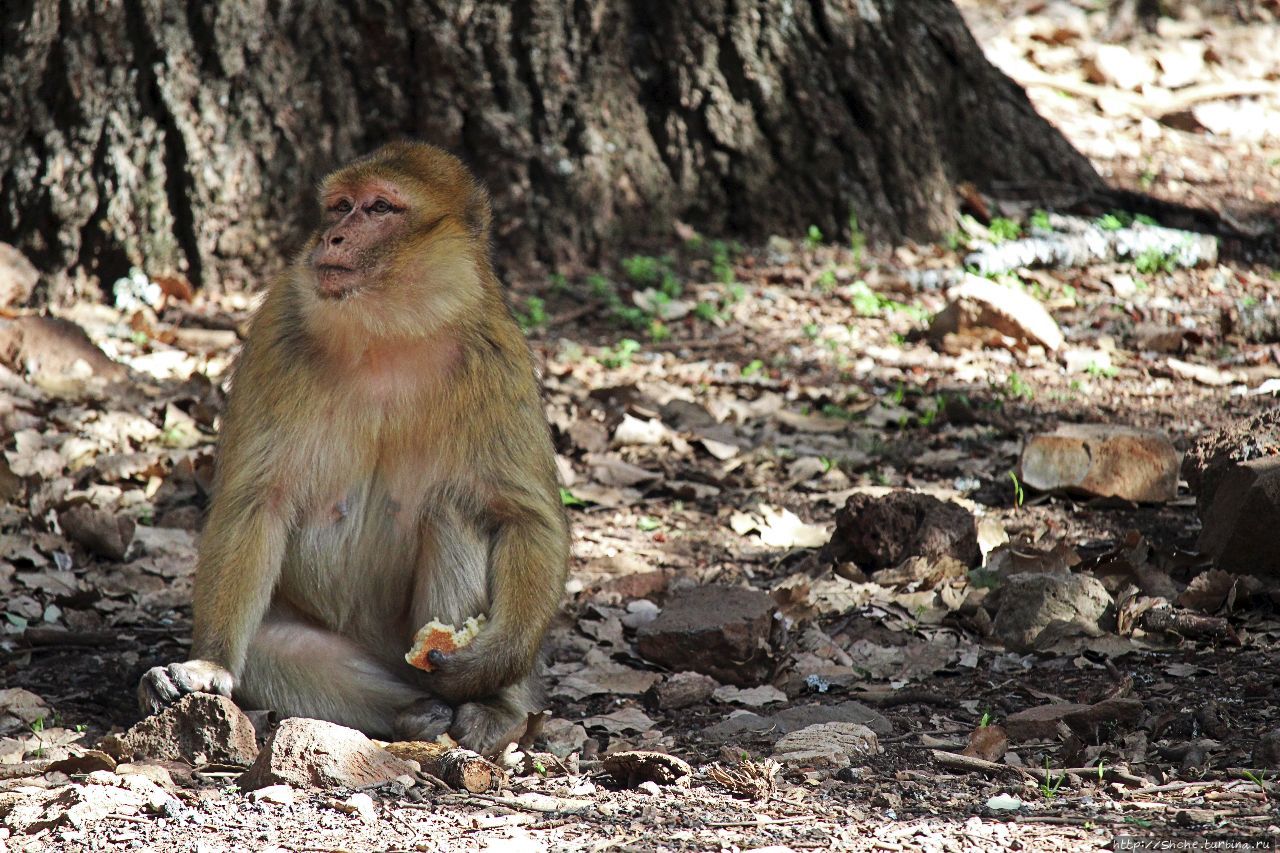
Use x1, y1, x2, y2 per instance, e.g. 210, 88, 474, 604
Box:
0, 0, 1101, 300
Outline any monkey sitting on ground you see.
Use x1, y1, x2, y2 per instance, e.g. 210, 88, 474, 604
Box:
138, 142, 570, 754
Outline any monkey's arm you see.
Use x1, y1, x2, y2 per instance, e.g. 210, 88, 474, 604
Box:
426, 476, 569, 703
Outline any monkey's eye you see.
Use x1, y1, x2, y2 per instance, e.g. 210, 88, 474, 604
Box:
330, 199, 353, 215
370, 199, 393, 215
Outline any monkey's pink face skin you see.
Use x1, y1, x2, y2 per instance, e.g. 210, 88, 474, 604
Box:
311, 181, 410, 299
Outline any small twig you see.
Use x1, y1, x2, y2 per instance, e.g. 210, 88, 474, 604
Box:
702, 815, 822, 829
930, 750, 1033, 779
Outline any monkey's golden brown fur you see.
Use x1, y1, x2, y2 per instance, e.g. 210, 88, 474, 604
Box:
139, 142, 570, 752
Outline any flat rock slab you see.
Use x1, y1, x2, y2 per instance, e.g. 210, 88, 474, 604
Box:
929, 273, 1064, 352
703, 701, 892, 740
635, 585, 780, 687
603, 750, 692, 788
239, 718, 415, 791
1019, 424, 1180, 503
772, 722, 880, 769
1006, 698, 1144, 741
821, 490, 979, 572
991, 572, 1112, 652
104, 693, 258, 766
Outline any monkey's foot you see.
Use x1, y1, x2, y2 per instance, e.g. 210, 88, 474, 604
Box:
450, 700, 529, 756
137, 659, 234, 716
392, 698, 454, 742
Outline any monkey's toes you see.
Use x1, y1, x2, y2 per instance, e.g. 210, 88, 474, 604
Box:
394, 698, 454, 741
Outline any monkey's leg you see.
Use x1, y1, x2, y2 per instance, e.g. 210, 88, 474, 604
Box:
236, 607, 446, 739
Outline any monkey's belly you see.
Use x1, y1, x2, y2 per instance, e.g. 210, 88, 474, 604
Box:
277, 483, 421, 654
275, 481, 489, 663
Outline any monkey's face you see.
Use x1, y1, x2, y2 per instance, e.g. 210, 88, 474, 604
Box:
296, 144, 493, 342
310, 180, 411, 300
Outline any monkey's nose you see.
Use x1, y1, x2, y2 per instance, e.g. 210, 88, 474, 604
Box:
329, 234, 345, 246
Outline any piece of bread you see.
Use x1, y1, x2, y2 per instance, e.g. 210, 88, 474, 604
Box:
404, 615, 487, 671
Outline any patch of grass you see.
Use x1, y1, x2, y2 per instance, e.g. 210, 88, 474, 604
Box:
815, 268, 838, 292
803, 323, 820, 340
1085, 361, 1118, 379
694, 301, 721, 322
997, 372, 1035, 401
1134, 246, 1178, 275
549, 272, 569, 294
622, 254, 682, 298
598, 338, 641, 368
944, 230, 969, 252
588, 274, 613, 298
1040, 759, 1065, 800
805, 224, 824, 248
710, 240, 737, 285
516, 295, 547, 332
1096, 212, 1127, 231
848, 212, 866, 265
1029, 209, 1051, 231
741, 359, 765, 378
988, 217, 1021, 243
560, 488, 586, 507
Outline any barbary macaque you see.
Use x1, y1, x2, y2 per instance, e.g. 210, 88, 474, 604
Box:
139, 142, 570, 753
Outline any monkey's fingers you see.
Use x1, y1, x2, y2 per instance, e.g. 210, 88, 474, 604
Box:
138, 665, 182, 715
136, 660, 235, 716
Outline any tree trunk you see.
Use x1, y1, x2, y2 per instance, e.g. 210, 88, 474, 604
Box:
0, 0, 1101, 300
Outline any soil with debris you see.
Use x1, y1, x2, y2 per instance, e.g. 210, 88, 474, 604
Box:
3, 2, 1280, 850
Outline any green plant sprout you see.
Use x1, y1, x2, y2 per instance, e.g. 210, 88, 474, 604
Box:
1008, 470, 1025, 508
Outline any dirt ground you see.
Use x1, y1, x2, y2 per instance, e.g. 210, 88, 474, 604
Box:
3, 1, 1280, 850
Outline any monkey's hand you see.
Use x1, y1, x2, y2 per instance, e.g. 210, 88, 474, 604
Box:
137, 659, 235, 716
424, 639, 517, 705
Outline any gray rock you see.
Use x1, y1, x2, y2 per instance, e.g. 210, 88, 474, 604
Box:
772, 722, 880, 769
649, 671, 719, 710
635, 585, 781, 687
992, 572, 1112, 652
239, 717, 415, 791
702, 701, 892, 740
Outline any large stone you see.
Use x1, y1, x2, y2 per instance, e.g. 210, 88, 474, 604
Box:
105, 693, 258, 766
702, 701, 892, 740
771, 722, 880, 769
1184, 414, 1280, 575
929, 273, 1064, 351
1019, 424, 1180, 503
0, 243, 38, 308
58, 503, 136, 561
635, 585, 780, 687
821, 490, 979, 572
0, 315, 128, 388
991, 572, 1112, 652
239, 718, 415, 791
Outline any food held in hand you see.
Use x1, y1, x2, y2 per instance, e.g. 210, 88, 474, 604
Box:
405, 615, 487, 671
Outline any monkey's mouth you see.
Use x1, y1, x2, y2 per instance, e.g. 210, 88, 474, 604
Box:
316, 265, 361, 298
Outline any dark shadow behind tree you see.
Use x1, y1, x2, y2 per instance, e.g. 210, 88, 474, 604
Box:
0, 0, 1101, 300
